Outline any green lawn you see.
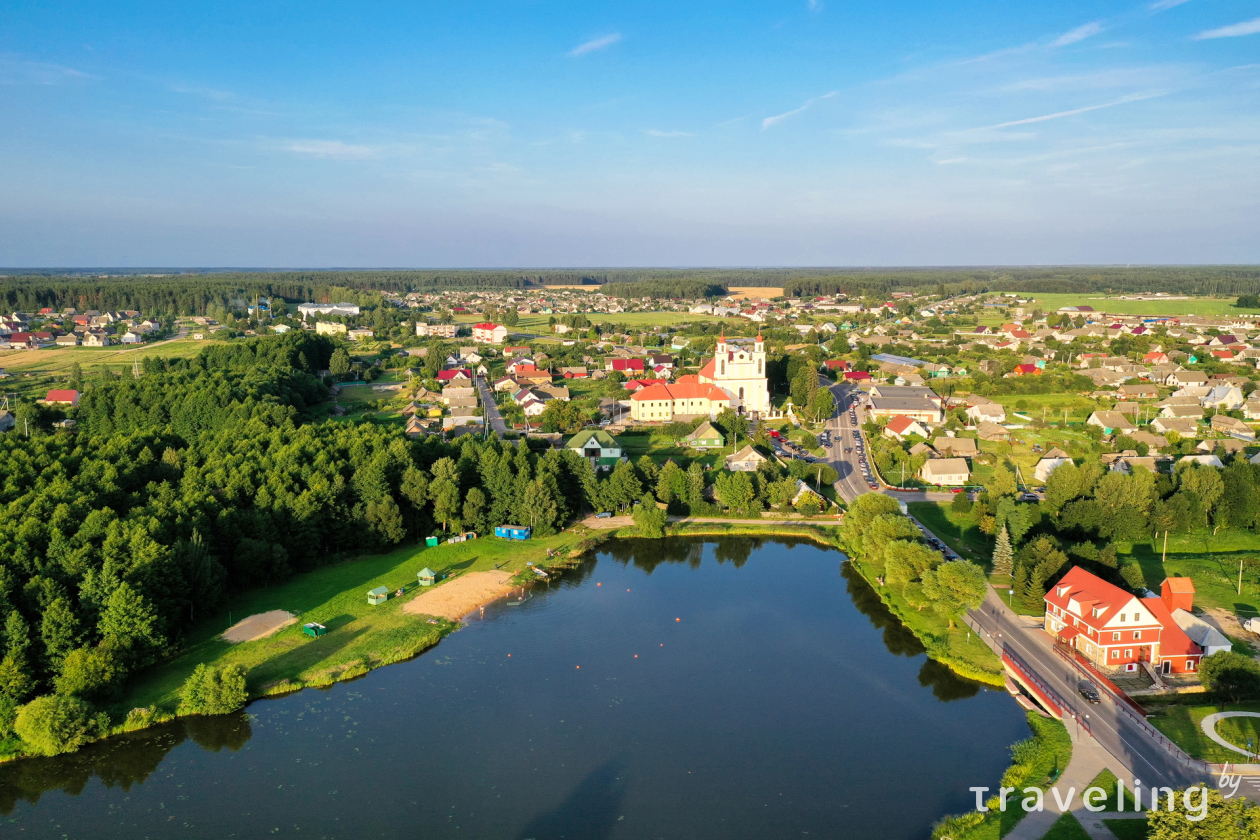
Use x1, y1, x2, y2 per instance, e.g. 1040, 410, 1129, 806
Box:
1115, 530, 1260, 617
116, 530, 593, 717
1146, 701, 1260, 762
1102, 819, 1149, 840
908, 501, 992, 564
1085, 769, 1144, 812
1041, 813, 1091, 840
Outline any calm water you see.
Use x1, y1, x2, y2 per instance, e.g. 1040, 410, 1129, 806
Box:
0, 537, 1029, 839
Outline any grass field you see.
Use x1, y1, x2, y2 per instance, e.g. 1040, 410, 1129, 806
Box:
1116, 530, 1260, 618
0, 337, 221, 376
116, 529, 598, 717
1146, 700, 1260, 762
453, 312, 730, 331
1026, 293, 1260, 319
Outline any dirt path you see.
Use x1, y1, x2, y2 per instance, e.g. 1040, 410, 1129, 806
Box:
222, 610, 297, 642
402, 570, 516, 620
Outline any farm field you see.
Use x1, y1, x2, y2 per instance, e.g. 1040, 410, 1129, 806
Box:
1026, 292, 1260, 319
0, 336, 221, 376
1116, 530, 1260, 618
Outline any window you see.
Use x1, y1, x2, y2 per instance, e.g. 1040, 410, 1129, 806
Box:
1111, 650, 1119, 659
758, 360, 763, 374
1188, 660, 1196, 671
1133, 631, 1141, 640
1112, 632, 1120, 641
1125, 649, 1132, 658
1120, 614, 1126, 622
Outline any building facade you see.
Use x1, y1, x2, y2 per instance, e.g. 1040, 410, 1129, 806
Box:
697, 334, 770, 415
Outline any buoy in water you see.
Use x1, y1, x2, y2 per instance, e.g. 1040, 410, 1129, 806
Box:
676, 618, 681, 622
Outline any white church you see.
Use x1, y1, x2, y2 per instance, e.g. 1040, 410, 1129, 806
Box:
698, 333, 771, 415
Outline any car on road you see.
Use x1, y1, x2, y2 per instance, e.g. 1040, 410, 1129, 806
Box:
868, 481, 879, 489
595, 511, 613, 519
1077, 680, 1101, 704
1019, 493, 1039, 502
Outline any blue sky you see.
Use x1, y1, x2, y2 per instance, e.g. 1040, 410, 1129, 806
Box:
1, 0, 1258, 267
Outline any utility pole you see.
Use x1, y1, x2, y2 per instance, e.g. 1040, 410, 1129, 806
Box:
1163, 530, 1169, 563
1241, 555, 1246, 596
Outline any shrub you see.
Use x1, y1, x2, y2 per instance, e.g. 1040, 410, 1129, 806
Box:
950, 491, 972, 514
632, 495, 668, 538
1200, 651, 1260, 703
14, 695, 105, 756
179, 664, 250, 716
1118, 562, 1146, 592
55, 645, 122, 699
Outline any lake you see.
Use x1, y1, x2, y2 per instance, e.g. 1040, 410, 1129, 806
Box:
0, 537, 1029, 838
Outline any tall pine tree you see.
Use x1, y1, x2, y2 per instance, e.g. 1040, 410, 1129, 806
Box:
992, 525, 1014, 577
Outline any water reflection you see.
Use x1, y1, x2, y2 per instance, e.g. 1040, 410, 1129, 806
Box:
0, 712, 249, 815
0, 537, 1011, 838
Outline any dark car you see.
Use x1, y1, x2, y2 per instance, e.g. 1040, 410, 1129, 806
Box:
1077, 680, 1101, 704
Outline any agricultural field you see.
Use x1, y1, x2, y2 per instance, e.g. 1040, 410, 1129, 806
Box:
0, 336, 221, 376
1115, 530, 1260, 619
1025, 292, 1260, 319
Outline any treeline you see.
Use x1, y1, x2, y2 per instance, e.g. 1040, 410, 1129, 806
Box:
601, 280, 728, 300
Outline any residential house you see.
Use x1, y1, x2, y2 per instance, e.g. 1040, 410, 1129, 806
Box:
1178, 454, 1224, 468
1202, 385, 1245, 411
0, 410, 14, 433
883, 415, 929, 440
436, 369, 473, 384
1151, 417, 1199, 438
725, 445, 767, 472
1116, 383, 1159, 400
1210, 414, 1255, 439
1160, 404, 1204, 420
44, 389, 79, 407
931, 437, 978, 459
919, 458, 970, 486
965, 403, 1007, 424
1043, 566, 1203, 675
347, 329, 375, 342
1034, 449, 1073, 483
630, 381, 732, 422
565, 429, 625, 471
976, 421, 1010, 442
683, 421, 725, 449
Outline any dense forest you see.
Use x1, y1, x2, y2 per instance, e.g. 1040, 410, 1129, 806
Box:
4, 265, 1260, 312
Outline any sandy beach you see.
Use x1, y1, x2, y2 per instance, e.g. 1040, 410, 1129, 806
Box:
402, 570, 517, 620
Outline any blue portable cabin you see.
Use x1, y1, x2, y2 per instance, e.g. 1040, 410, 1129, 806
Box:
495, 524, 531, 541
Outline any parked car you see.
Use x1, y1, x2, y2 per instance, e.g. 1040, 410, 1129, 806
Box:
1077, 680, 1101, 704
595, 511, 613, 519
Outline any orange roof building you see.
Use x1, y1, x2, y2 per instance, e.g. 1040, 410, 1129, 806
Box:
630, 381, 731, 422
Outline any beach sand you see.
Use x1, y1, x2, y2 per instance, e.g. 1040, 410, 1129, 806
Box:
402, 570, 517, 620
222, 610, 298, 643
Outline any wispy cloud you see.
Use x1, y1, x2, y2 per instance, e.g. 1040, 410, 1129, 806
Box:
1051, 21, 1104, 47
168, 83, 235, 101
1150, 0, 1192, 10
284, 139, 375, 159
0, 56, 93, 85
984, 92, 1163, 129
569, 33, 621, 56
761, 91, 837, 129
1194, 17, 1260, 40
645, 129, 692, 137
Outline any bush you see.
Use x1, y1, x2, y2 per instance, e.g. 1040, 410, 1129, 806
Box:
950, 491, 972, 514
799, 432, 818, 450
179, 664, 250, 716
1118, 562, 1146, 592
14, 695, 105, 756
1200, 651, 1260, 702
55, 645, 122, 699
632, 495, 668, 539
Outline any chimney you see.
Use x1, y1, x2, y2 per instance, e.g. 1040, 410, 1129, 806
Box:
1161, 577, 1195, 613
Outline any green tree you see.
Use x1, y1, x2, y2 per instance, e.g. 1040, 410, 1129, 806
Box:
97, 582, 165, 662
920, 560, 988, 628
1199, 651, 1260, 703
0, 612, 37, 736
462, 487, 487, 534
884, 542, 940, 588
54, 646, 121, 699
329, 347, 352, 377
179, 663, 249, 716
40, 597, 81, 670
1147, 786, 1260, 837
14, 694, 104, 756
985, 465, 1018, 501
633, 495, 668, 538
992, 525, 1014, 577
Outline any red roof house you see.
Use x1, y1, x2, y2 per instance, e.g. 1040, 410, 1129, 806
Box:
1043, 566, 1202, 675
609, 358, 646, 373
45, 389, 80, 407
843, 371, 872, 382
436, 369, 473, 382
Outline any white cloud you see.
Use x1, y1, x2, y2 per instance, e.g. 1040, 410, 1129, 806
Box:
1052, 21, 1104, 47
168, 84, 235, 101
1150, 0, 1192, 10
645, 129, 692, 137
0, 56, 92, 85
569, 33, 621, 56
761, 91, 837, 129
984, 92, 1163, 129
1194, 17, 1260, 40
284, 140, 375, 159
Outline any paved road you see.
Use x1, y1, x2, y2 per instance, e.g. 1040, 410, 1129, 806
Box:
475, 377, 509, 435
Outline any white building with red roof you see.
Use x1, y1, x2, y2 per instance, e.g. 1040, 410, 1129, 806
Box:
882, 415, 927, 440
472, 322, 507, 344
697, 333, 769, 415
1043, 566, 1204, 676
630, 377, 732, 422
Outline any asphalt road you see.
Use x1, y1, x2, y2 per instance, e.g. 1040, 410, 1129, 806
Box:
476, 377, 509, 435
965, 587, 1208, 789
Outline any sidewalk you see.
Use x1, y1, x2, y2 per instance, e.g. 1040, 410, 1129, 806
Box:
1004, 731, 1130, 840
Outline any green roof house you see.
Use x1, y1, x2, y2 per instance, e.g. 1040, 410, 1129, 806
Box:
566, 429, 625, 471
418, 567, 437, 586
684, 420, 725, 449
368, 586, 389, 606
